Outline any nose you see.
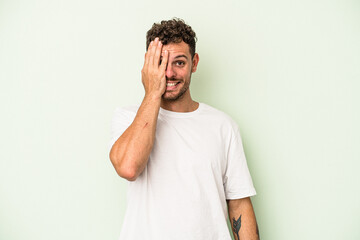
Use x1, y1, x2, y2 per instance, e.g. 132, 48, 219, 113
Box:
165, 64, 176, 79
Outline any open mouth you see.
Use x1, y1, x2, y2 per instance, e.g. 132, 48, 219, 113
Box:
166, 81, 181, 90
166, 82, 177, 87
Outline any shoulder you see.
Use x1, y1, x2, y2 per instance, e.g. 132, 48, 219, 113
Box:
111, 105, 139, 122
201, 103, 237, 126
200, 103, 239, 129
113, 105, 139, 115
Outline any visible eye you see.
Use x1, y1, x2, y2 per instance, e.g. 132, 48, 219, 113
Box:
175, 61, 185, 66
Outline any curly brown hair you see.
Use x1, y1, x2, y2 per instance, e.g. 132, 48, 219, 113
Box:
146, 18, 197, 58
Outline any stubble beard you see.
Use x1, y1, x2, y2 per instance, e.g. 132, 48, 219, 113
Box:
162, 75, 191, 101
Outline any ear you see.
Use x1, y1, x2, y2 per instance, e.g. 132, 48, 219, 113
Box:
191, 53, 199, 73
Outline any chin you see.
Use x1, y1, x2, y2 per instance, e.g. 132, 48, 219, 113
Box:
162, 94, 181, 101
162, 85, 189, 101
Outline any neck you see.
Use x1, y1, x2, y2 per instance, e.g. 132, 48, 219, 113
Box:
160, 91, 199, 112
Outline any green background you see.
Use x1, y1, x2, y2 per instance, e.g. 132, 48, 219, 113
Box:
1, 0, 359, 239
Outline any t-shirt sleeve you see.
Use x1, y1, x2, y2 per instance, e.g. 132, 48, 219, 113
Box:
223, 127, 257, 199
108, 107, 135, 152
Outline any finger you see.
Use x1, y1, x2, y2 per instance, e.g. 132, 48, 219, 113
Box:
143, 52, 148, 69
159, 50, 169, 71
148, 38, 158, 67
144, 41, 153, 68
153, 39, 162, 67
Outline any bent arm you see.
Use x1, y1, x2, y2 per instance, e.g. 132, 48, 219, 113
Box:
109, 38, 168, 181
227, 197, 260, 240
109, 94, 161, 181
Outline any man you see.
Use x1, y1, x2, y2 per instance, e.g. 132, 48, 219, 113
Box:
109, 18, 260, 240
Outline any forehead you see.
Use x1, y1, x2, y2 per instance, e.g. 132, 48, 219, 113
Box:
161, 41, 191, 57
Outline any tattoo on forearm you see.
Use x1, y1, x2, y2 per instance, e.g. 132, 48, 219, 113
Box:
232, 215, 241, 240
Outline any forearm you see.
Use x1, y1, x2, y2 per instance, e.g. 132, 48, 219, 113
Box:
227, 197, 260, 240
109, 93, 161, 181
110, 37, 168, 181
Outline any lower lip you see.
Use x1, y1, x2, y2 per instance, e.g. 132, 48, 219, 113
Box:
166, 82, 180, 91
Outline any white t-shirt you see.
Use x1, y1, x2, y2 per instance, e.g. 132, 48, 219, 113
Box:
109, 103, 256, 240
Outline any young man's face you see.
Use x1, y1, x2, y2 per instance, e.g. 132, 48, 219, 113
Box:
160, 41, 199, 101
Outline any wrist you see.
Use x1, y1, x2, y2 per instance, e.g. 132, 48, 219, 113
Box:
144, 92, 162, 102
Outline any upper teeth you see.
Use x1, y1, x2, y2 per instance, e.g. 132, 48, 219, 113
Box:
167, 82, 177, 86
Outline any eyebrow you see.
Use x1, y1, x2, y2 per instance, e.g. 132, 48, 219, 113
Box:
174, 54, 188, 60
